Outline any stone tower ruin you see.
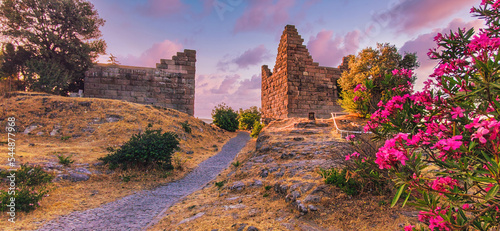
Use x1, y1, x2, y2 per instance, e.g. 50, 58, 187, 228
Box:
261, 25, 348, 122
84, 50, 196, 116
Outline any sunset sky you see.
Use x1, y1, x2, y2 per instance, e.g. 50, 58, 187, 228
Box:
88, 0, 482, 118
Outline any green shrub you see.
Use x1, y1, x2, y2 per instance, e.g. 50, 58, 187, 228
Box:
0, 165, 52, 213
212, 103, 238, 132
320, 168, 362, 196
250, 121, 264, 138
99, 125, 180, 170
231, 161, 241, 168
0, 187, 49, 213
57, 154, 74, 166
180, 121, 191, 134
238, 106, 260, 130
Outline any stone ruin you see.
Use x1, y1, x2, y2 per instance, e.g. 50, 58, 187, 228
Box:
261, 25, 348, 122
84, 49, 196, 116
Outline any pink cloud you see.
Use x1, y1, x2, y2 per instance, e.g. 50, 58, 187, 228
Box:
139, 0, 186, 18
400, 18, 484, 89
210, 75, 240, 94
233, 0, 295, 33
218, 45, 271, 71
307, 30, 361, 67
119, 40, 183, 68
374, 0, 476, 34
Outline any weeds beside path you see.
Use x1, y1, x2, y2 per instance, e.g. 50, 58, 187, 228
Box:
37, 131, 251, 231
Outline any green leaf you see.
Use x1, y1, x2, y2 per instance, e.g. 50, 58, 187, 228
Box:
391, 184, 406, 207
485, 185, 499, 201
402, 190, 411, 207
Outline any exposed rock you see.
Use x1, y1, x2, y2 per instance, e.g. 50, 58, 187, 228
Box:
186, 151, 194, 154
260, 169, 269, 178
36, 131, 44, 136
224, 204, 246, 210
67, 173, 90, 182
292, 137, 304, 141
303, 195, 321, 203
308, 204, 318, 211
252, 180, 263, 187
75, 168, 92, 175
24, 124, 38, 134
230, 181, 245, 191
50, 125, 61, 136
105, 114, 123, 123
178, 212, 205, 225
247, 226, 259, 231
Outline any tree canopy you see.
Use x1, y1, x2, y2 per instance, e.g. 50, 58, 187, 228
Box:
338, 43, 419, 116
0, 0, 106, 94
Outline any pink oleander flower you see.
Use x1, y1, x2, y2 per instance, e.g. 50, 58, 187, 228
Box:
353, 84, 367, 92
462, 204, 471, 210
472, 127, 490, 143
351, 152, 360, 158
431, 176, 459, 193
345, 155, 350, 161
404, 225, 414, 231
375, 133, 409, 169
451, 107, 465, 119
345, 134, 355, 141
353, 96, 361, 102
433, 135, 463, 151
419, 207, 452, 231
486, 183, 494, 192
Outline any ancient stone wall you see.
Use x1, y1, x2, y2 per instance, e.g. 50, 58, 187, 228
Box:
84, 50, 196, 116
262, 25, 347, 122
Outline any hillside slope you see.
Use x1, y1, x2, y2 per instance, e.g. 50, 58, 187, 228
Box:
151, 118, 419, 230
0, 92, 234, 230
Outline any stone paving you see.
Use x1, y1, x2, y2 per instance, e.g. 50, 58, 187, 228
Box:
37, 131, 250, 231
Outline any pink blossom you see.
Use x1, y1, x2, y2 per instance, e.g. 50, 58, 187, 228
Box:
472, 127, 490, 143
353, 84, 367, 92
353, 96, 361, 102
345, 155, 351, 161
450, 107, 465, 119
404, 225, 414, 231
431, 176, 459, 193
462, 204, 470, 210
486, 183, 494, 192
345, 134, 355, 141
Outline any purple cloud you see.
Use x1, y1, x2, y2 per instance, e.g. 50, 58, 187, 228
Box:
307, 30, 361, 67
217, 45, 271, 71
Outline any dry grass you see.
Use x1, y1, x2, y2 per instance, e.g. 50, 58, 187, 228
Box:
0, 92, 235, 230
150, 116, 419, 231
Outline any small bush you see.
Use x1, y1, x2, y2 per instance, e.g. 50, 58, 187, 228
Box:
172, 153, 186, 170
231, 161, 241, 168
321, 168, 361, 196
13, 165, 53, 186
60, 135, 71, 141
238, 106, 260, 130
215, 180, 225, 190
57, 154, 74, 166
99, 126, 180, 170
180, 121, 191, 134
0, 165, 52, 213
0, 187, 49, 213
212, 103, 238, 132
250, 121, 264, 138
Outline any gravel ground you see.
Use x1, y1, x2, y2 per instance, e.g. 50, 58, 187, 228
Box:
37, 131, 250, 231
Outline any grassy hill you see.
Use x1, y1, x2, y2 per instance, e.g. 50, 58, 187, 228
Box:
0, 92, 234, 230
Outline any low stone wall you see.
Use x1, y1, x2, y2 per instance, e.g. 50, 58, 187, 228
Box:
84, 50, 196, 115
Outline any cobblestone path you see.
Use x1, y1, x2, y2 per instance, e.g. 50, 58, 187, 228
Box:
37, 131, 250, 231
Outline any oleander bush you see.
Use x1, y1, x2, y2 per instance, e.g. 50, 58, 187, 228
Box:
359, 1, 500, 230
99, 125, 179, 170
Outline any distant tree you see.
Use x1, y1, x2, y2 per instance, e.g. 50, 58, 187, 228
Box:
0, 0, 107, 95
338, 43, 419, 116
212, 103, 239, 132
238, 106, 261, 130
108, 54, 120, 65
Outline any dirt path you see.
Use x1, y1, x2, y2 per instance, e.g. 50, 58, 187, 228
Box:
37, 131, 250, 231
